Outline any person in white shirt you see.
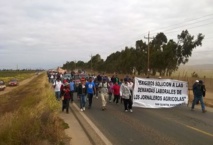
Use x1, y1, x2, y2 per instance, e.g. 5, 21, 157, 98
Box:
98, 78, 109, 110
120, 78, 133, 112
53, 78, 63, 101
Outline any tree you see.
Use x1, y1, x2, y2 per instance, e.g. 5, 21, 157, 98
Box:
61, 30, 204, 77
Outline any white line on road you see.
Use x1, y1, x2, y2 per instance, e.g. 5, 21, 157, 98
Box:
73, 103, 113, 145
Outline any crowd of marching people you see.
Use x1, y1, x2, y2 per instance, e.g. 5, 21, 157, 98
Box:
49, 70, 207, 114
50, 72, 135, 113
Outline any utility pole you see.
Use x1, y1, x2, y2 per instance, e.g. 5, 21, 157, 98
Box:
144, 31, 154, 77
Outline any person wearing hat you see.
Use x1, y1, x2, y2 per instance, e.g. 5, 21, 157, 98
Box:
191, 80, 207, 113
61, 82, 71, 113
77, 78, 87, 111
98, 78, 109, 110
120, 78, 133, 112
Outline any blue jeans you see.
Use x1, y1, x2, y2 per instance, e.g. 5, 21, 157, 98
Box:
55, 91, 61, 101
191, 96, 205, 110
80, 94, 86, 108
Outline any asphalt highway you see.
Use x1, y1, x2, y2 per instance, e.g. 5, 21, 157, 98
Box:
73, 94, 213, 145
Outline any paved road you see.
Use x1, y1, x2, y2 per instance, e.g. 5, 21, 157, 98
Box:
73, 94, 213, 145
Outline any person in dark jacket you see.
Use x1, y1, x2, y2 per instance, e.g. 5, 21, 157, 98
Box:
200, 80, 206, 97
61, 82, 71, 113
191, 80, 207, 113
196, 80, 206, 104
77, 78, 87, 111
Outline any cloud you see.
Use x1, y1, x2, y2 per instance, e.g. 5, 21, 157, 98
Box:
0, 0, 213, 69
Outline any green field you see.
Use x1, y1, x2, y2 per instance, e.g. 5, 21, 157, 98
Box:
0, 70, 35, 83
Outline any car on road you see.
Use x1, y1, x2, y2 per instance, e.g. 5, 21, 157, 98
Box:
62, 74, 72, 82
0, 80, 6, 91
79, 74, 89, 80
72, 74, 89, 86
8, 79, 19, 86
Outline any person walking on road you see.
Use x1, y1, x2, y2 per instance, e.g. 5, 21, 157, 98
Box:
119, 79, 124, 104
77, 78, 87, 111
61, 82, 71, 113
120, 78, 133, 112
99, 78, 109, 110
53, 77, 62, 101
112, 81, 120, 104
69, 79, 75, 103
108, 81, 113, 102
94, 78, 100, 99
191, 80, 207, 113
86, 77, 96, 109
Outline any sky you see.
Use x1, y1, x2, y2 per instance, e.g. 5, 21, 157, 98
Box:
0, 0, 213, 69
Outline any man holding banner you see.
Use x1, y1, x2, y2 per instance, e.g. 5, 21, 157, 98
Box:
133, 77, 188, 108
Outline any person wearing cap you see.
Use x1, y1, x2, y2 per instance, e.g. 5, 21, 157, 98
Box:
85, 77, 96, 109
98, 78, 109, 110
77, 78, 87, 111
120, 78, 133, 112
61, 82, 71, 113
191, 80, 207, 113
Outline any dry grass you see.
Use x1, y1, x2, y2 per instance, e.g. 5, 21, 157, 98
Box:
0, 73, 70, 145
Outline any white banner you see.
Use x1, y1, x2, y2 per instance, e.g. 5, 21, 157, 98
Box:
133, 77, 188, 108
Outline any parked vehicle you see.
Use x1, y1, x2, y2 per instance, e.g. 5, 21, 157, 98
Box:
62, 74, 72, 82
72, 74, 81, 86
8, 79, 19, 86
0, 80, 6, 90
72, 73, 89, 87
79, 74, 89, 80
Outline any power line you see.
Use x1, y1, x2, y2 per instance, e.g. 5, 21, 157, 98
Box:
162, 21, 213, 35
152, 14, 213, 32
111, 13, 213, 51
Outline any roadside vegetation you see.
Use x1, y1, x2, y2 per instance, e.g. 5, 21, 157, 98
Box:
0, 73, 70, 145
